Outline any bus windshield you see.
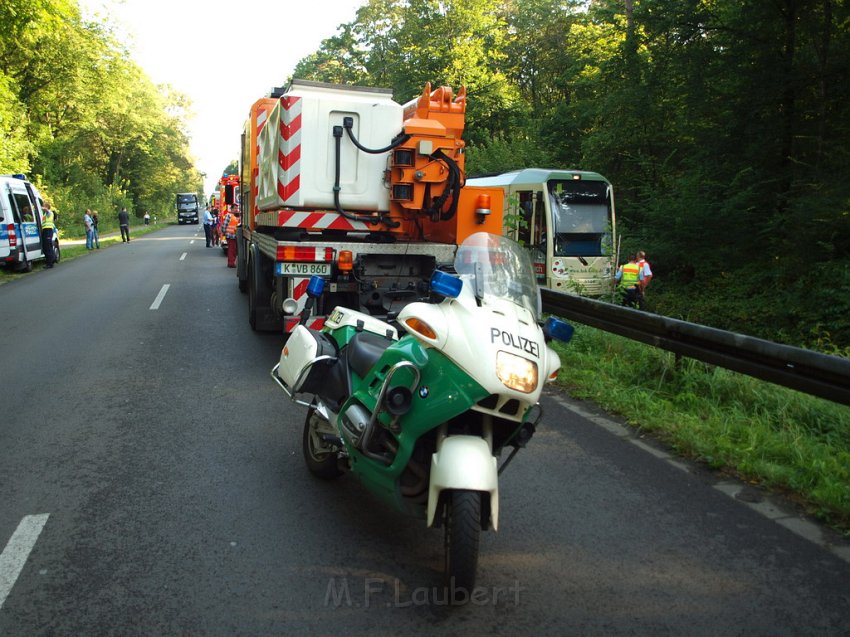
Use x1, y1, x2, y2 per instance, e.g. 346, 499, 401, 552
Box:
547, 180, 609, 257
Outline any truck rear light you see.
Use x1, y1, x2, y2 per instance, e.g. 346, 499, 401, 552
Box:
338, 250, 353, 272
7, 224, 16, 247
279, 246, 333, 261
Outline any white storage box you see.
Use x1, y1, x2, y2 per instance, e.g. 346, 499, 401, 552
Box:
278, 325, 338, 393
257, 81, 401, 212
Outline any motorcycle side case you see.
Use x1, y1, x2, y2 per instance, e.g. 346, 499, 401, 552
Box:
278, 325, 338, 394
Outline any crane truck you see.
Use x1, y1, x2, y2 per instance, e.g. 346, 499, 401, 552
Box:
236, 79, 505, 332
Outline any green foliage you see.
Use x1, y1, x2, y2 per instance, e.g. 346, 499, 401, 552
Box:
289, 0, 850, 345
466, 129, 557, 177
0, 72, 32, 172
0, 0, 202, 234
553, 325, 850, 533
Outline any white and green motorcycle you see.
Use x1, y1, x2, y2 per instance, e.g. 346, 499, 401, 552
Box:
272, 232, 573, 596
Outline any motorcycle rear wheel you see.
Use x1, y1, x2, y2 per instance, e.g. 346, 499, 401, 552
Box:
302, 408, 343, 480
444, 489, 481, 599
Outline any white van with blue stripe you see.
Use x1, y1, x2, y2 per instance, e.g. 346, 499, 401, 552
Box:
1, 174, 60, 272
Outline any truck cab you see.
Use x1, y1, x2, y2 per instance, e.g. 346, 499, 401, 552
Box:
176, 193, 199, 224
0, 174, 58, 272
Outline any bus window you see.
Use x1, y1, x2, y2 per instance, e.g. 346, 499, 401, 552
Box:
517, 191, 533, 245
533, 193, 545, 247
548, 180, 609, 257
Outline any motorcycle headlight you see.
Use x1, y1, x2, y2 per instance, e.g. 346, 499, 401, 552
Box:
496, 351, 538, 393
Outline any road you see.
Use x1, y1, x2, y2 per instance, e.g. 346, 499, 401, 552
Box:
1, 223, 848, 635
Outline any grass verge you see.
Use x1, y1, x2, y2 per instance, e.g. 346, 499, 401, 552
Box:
551, 324, 850, 535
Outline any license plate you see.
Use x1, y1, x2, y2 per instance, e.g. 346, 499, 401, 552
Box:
276, 262, 331, 276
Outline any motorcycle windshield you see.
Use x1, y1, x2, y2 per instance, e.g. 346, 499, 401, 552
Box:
454, 232, 541, 321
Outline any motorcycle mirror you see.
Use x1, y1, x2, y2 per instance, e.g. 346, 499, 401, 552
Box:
307, 275, 325, 298
543, 317, 574, 343
430, 270, 462, 299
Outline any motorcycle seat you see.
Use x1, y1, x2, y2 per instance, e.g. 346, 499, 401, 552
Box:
347, 331, 394, 379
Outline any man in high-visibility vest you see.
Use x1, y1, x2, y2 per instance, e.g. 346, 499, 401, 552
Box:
615, 254, 644, 308
636, 250, 653, 310
41, 204, 56, 269
222, 205, 240, 268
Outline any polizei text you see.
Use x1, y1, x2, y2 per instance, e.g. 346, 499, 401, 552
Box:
490, 328, 539, 358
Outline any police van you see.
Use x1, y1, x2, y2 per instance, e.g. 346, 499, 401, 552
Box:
0, 174, 61, 272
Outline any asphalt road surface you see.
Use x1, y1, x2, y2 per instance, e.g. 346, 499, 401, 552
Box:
1, 224, 848, 635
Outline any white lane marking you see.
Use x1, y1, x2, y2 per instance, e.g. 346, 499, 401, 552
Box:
180, 252, 187, 261
150, 284, 171, 310
189, 240, 195, 245
0, 513, 50, 609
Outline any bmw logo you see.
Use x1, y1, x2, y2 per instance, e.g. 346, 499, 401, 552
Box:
418, 386, 429, 399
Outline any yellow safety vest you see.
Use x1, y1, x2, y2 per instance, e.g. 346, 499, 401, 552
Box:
619, 262, 641, 289
42, 210, 55, 230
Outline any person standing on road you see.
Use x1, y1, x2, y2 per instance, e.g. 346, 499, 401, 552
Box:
41, 203, 56, 268
118, 207, 131, 242
636, 250, 653, 310
222, 205, 240, 268
614, 254, 644, 308
91, 210, 101, 249
202, 206, 214, 247
211, 208, 221, 246
84, 209, 95, 250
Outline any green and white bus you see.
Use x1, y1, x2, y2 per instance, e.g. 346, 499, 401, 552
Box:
467, 168, 617, 296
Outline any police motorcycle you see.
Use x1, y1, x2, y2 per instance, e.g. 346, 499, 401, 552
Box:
271, 232, 573, 594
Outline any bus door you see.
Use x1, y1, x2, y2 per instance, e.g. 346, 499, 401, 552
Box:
515, 189, 547, 283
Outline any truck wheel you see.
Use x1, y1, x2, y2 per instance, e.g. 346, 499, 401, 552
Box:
444, 489, 481, 599
53, 241, 61, 263
247, 244, 283, 332
302, 407, 343, 480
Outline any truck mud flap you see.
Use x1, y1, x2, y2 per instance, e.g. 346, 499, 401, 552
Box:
236, 230, 248, 293
248, 242, 283, 332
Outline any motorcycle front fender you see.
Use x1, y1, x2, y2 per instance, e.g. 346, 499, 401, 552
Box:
426, 435, 499, 531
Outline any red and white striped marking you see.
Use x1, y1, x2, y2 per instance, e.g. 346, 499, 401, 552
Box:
254, 103, 274, 214
283, 277, 328, 333
279, 96, 302, 206
254, 210, 370, 231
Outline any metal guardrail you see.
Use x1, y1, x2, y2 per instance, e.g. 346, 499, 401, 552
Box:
541, 289, 850, 407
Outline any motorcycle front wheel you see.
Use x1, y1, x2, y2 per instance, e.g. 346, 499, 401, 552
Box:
302, 407, 343, 480
444, 489, 481, 598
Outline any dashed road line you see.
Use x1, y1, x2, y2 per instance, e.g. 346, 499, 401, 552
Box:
180, 252, 187, 261
0, 514, 50, 609
149, 284, 170, 310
